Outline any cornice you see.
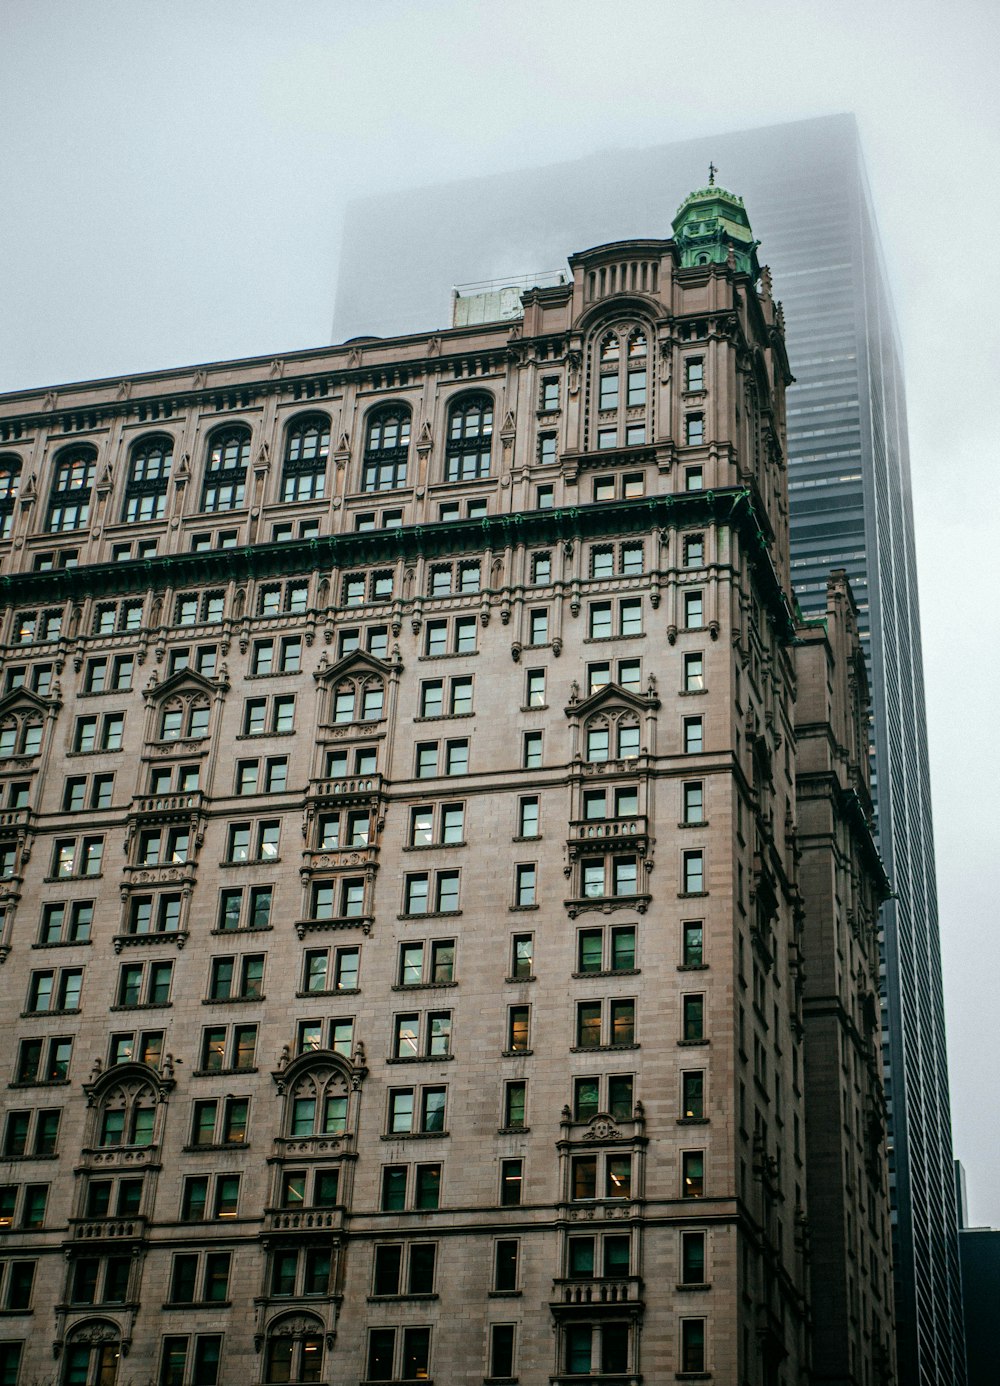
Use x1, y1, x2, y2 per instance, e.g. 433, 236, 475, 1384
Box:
0, 487, 796, 641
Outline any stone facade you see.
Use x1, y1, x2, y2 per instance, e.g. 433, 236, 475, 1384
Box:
0, 189, 890, 1385
794, 575, 896, 1384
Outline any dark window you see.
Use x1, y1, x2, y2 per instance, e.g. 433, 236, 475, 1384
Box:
201, 427, 250, 512
123, 436, 172, 522
47, 447, 96, 532
282, 415, 330, 501
363, 408, 411, 492
445, 395, 493, 481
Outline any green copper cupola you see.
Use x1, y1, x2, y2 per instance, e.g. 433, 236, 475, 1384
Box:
672, 166, 761, 277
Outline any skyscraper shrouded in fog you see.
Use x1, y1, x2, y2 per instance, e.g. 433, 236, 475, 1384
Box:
334, 113, 965, 1386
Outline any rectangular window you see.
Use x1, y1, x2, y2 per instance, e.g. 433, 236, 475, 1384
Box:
686, 414, 705, 445
529, 610, 548, 645
511, 934, 533, 980
684, 591, 704, 628
682, 1151, 705, 1198
683, 921, 704, 967
490, 1324, 516, 1378
588, 602, 612, 640
682, 1071, 705, 1121
514, 864, 536, 908
684, 717, 703, 754
522, 732, 542, 769
683, 781, 704, 824
681, 1318, 706, 1372
518, 796, 539, 838
684, 652, 704, 691
493, 1239, 519, 1292
525, 669, 545, 707
507, 1006, 530, 1053
685, 358, 704, 391
683, 850, 705, 894
683, 533, 704, 566
503, 1081, 526, 1130
682, 995, 705, 1042
500, 1158, 523, 1206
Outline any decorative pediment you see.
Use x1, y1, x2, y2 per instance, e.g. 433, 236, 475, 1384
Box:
84, 1059, 175, 1103
142, 667, 218, 705
565, 682, 659, 719
0, 686, 55, 718
313, 649, 394, 686
272, 1045, 366, 1095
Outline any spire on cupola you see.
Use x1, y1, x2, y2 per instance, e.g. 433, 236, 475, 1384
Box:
672, 166, 761, 278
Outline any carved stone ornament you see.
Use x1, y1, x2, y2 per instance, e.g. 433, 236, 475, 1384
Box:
584, 1117, 621, 1141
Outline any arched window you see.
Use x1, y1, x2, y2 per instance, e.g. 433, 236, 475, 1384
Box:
201, 426, 250, 512
0, 711, 44, 758
48, 446, 97, 533
157, 693, 211, 742
95, 1076, 159, 1149
122, 435, 173, 523
282, 415, 330, 502
600, 332, 620, 364
0, 455, 21, 538
264, 1312, 325, 1384
332, 675, 384, 725
62, 1319, 122, 1385
286, 1064, 349, 1140
445, 394, 493, 481
592, 322, 651, 451
362, 407, 411, 492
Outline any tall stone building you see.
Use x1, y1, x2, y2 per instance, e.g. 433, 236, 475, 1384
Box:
334, 116, 964, 1386
0, 185, 891, 1384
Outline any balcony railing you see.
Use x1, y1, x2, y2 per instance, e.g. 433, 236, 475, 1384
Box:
264, 1207, 343, 1233
309, 774, 384, 801
552, 1275, 643, 1307
70, 1215, 147, 1241
571, 815, 647, 841
131, 791, 205, 816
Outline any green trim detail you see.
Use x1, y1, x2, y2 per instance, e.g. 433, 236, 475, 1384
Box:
0, 489, 795, 641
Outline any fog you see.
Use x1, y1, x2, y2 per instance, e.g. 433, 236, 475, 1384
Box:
2, 0, 999, 1224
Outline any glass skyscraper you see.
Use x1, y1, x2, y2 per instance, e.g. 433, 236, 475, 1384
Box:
334, 113, 965, 1383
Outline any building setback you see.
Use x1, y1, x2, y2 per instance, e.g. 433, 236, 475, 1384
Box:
0, 187, 891, 1385
333, 115, 964, 1386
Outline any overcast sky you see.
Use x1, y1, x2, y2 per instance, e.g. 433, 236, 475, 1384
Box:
2, 0, 998, 1223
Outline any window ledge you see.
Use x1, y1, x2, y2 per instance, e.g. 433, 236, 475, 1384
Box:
678, 892, 709, 900
511, 835, 542, 844
192, 1066, 259, 1079
182, 1142, 249, 1154
501, 1049, 533, 1059
583, 633, 646, 644
677, 964, 709, 972
219, 857, 283, 869
212, 925, 274, 936
418, 650, 479, 661
114, 931, 188, 950
505, 974, 536, 984
246, 671, 301, 681
0, 1307, 34, 1316
44, 874, 103, 884
397, 910, 463, 921
391, 981, 458, 992
296, 987, 361, 999
570, 1043, 639, 1054
487, 1288, 522, 1298
295, 916, 373, 937
201, 995, 265, 1006
22, 1007, 81, 1019
162, 1300, 233, 1311
110, 1002, 173, 1012
676, 1280, 712, 1292
386, 1054, 455, 1065
678, 1038, 709, 1048
678, 688, 708, 697
402, 841, 467, 852
8, 1079, 70, 1090
519, 704, 549, 713
677, 1117, 709, 1126
413, 712, 475, 723
572, 969, 640, 980
367, 1292, 439, 1303
678, 820, 708, 831
379, 1130, 450, 1142
508, 903, 539, 913
235, 730, 297, 741
496, 1126, 529, 1136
